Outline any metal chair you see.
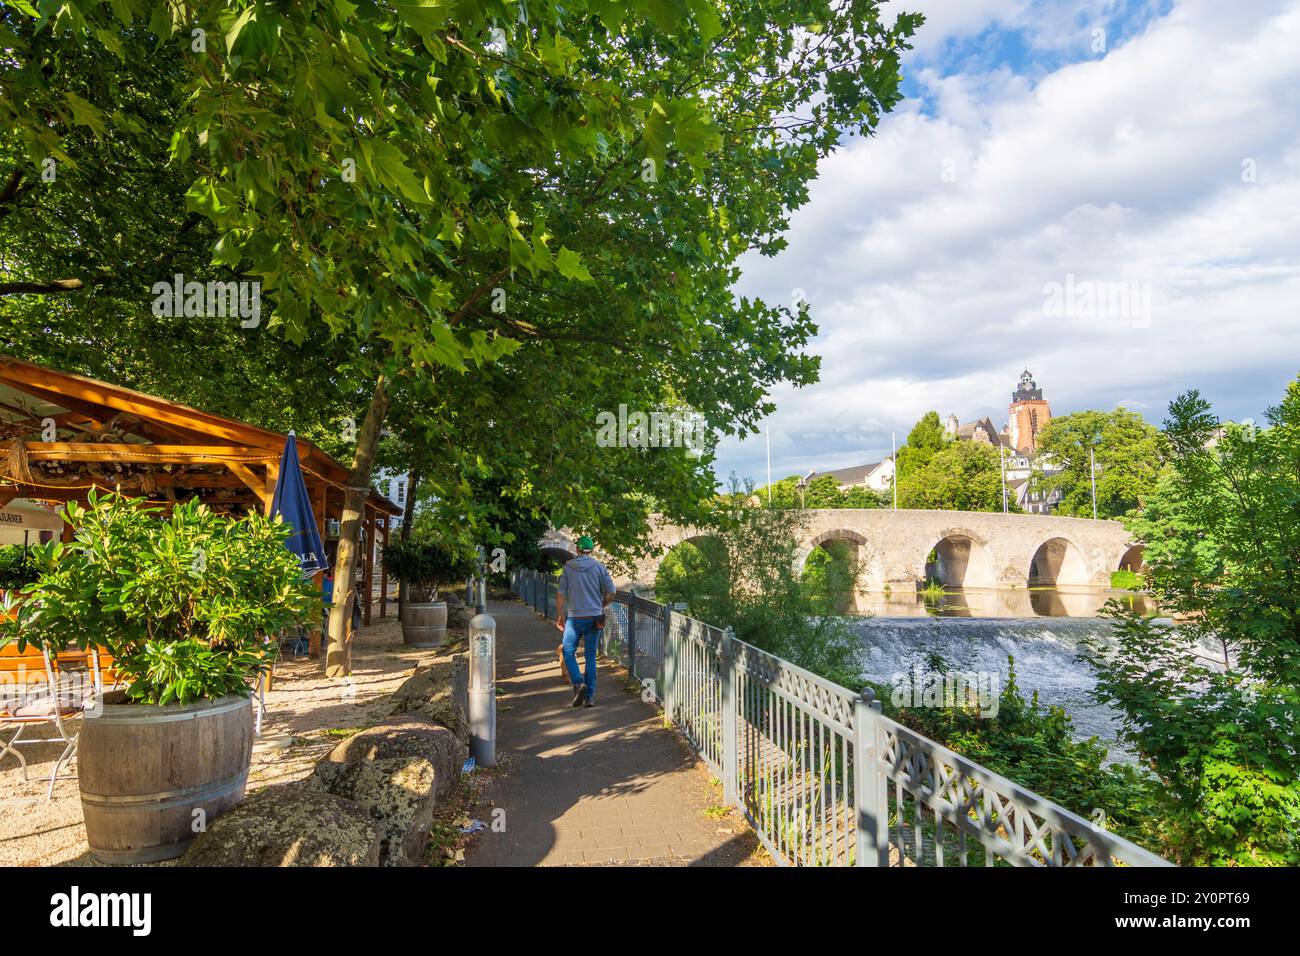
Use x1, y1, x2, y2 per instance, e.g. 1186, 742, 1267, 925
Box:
0, 644, 102, 800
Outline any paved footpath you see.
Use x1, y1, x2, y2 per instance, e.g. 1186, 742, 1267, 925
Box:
465, 599, 759, 867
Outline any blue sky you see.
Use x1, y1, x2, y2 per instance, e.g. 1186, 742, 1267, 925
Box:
712, 0, 1300, 485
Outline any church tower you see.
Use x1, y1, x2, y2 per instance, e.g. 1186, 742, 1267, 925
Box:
1008, 369, 1051, 454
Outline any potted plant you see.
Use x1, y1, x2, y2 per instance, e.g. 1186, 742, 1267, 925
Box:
382, 536, 471, 647
0, 490, 314, 862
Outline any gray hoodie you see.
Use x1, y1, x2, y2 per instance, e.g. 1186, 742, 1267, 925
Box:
558, 555, 616, 617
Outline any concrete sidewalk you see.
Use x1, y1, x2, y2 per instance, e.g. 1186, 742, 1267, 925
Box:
464, 599, 759, 866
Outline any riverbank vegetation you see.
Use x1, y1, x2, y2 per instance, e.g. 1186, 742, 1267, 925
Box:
655, 485, 865, 688
1035, 409, 1166, 519
1092, 375, 1300, 865
656, 483, 1159, 851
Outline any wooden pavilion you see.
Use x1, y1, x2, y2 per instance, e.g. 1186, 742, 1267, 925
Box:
0, 355, 400, 655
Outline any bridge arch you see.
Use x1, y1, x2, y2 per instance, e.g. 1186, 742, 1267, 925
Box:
1027, 536, 1090, 588
921, 530, 997, 589
654, 533, 726, 599
797, 528, 871, 575
539, 545, 577, 565
799, 529, 875, 613
1116, 544, 1145, 573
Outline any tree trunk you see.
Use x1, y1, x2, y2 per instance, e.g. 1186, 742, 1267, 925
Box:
325, 373, 390, 678
396, 468, 421, 620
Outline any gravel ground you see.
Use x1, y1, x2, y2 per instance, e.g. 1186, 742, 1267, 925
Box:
0, 614, 456, 867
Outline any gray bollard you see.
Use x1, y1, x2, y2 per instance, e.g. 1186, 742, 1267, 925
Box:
468, 612, 497, 766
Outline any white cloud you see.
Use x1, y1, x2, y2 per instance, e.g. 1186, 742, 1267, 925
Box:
716, 0, 1300, 484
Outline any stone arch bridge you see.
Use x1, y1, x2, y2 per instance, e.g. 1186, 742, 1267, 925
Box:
541, 510, 1141, 593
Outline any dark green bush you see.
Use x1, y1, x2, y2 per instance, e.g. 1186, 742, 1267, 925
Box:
382, 536, 473, 601
0, 544, 38, 591
871, 654, 1157, 851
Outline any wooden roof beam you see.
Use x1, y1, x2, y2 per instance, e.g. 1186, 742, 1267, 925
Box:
2, 442, 279, 465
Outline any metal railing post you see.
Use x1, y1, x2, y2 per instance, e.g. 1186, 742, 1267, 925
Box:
854, 688, 888, 867
662, 603, 676, 721
721, 626, 738, 806
626, 599, 638, 679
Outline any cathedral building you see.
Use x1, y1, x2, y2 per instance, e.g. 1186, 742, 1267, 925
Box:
941, 370, 1061, 513
1007, 369, 1052, 454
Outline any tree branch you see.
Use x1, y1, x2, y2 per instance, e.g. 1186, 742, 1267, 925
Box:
0, 278, 88, 295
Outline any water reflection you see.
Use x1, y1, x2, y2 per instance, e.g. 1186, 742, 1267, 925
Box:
853, 587, 1156, 619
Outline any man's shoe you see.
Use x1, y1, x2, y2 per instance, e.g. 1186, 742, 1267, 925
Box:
583, 698, 595, 708
571, 684, 586, 708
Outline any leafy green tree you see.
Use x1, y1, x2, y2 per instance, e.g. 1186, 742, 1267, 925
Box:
654, 482, 863, 686
1035, 409, 1164, 518
800, 539, 860, 614
801, 473, 842, 508
753, 474, 886, 509
2, 1, 921, 676
2, 1, 922, 676
840, 484, 888, 509
754, 475, 801, 508
899, 440, 1005, 512
0, 544, 37, 591
894, 411, 950, 480
1085, 378, 1300, 864
655, 534, 729, 604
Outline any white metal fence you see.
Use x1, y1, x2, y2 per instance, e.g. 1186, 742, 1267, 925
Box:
513, 568, 1170, 868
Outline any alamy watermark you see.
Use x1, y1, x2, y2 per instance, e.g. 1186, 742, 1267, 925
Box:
49, 886, 151, 936
595, 404, 708, 456
1042, 273, 1151, 328
889, 665, 1000, 718
151, 273, 261, 328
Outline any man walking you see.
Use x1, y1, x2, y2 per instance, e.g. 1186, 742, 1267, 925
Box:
555, 536, 616, 708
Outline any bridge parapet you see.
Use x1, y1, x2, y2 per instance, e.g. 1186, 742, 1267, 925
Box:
544, 510, 1137, 593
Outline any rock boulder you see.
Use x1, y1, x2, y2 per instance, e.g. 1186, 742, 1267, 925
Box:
180, 786, 381, 867
388, 657, 469, 741
306, 716, 467, 866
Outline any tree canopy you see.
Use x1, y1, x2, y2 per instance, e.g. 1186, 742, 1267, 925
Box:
1088, 375, 1300, 864
1035, 408, 1164, 519
893, 410, 949, 478
898, 440, 1006, 512
1, 0, 923, 673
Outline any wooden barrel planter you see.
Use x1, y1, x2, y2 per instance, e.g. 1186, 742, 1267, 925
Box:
78, 692, 254, 864
401, 600, 447, 647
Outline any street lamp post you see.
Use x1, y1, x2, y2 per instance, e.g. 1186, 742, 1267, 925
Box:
795, 468, 813, 509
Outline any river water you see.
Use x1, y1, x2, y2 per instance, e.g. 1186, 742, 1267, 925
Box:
848, 588, 1172, 764
850, 613, 1132, 759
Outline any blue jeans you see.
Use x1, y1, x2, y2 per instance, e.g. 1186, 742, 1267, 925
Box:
562, 616, 602, 701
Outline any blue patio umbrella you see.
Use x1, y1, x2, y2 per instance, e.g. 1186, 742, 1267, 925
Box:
269, 432, 328, 577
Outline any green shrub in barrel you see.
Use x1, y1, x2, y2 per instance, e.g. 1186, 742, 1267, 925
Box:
383, 536, 473, 647
0, 489, 315, 862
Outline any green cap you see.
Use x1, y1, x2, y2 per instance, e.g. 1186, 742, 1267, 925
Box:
576, 535, 595, 552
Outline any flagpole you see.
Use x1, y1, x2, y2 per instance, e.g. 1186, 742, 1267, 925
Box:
1090, 446, 1098, 520
891, 432, 897, 510
1000, 445, 1008, 513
